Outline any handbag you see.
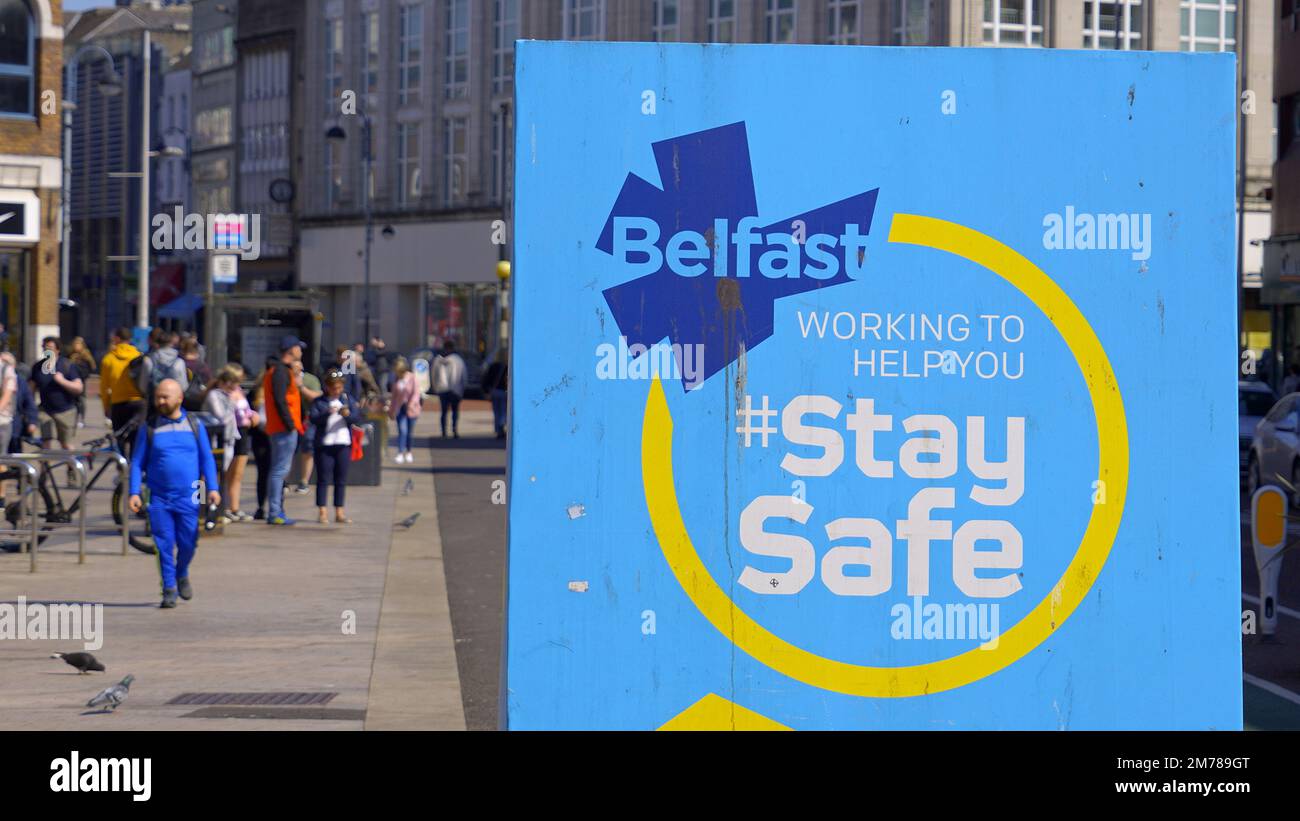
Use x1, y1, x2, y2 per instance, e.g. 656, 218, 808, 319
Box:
349, 425, 364, 462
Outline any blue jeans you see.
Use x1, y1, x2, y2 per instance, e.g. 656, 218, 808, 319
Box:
491, 388, 506, 433
268, 430, 298, 520
396, 408, 414, 452
149, 495, 198, 592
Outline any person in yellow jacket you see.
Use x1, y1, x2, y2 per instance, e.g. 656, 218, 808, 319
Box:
99, 327, 145, 433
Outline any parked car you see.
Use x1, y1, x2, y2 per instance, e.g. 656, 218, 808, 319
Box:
1244, 383, 1297, 501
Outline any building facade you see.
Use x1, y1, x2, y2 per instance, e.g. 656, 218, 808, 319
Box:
1261, 2, 1300, 380
0, 0, 63, 361
63, 1, 191, 349
293, 0, 1270, 382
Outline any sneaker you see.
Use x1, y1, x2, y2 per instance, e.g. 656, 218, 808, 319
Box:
253, 508, 265, 521
268, 516, 295, 526
294, 484, 310, 495
160, 589, 178, 609
177, 577, 193, 601
222, 511, 237, 523
236, 510, 255, 522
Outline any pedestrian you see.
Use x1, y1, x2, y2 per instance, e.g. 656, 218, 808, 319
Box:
482, 349, 508, 439
202, 364, 254, 521
32, 337, 84, 466
99, 327, 145, 434
249, 363, 273, 520
366, 337, 393, 393
261, 336, 306, 526
335, 345, 378, 404
1, 351, 37, 454
180, 337, 211, 390
1283, 364, 1300, 396
309, 369, 357, 524
292, 359, 322, 495
387, 357, 422, 462
135, 327, 188, 409
431, 340, 466, 439
128, 379, 220, 609
66, 337, 96, 429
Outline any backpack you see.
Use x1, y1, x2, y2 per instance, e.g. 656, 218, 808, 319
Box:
182, 368, 208, 412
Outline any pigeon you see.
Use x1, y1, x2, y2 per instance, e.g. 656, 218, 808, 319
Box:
51, 652, 105, 674
395, 512, 420, 529
401, 478, 415, 496
86, 675, 134, 712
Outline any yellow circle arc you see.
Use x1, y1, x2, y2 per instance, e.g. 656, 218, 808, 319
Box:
641, 213, 1130, 698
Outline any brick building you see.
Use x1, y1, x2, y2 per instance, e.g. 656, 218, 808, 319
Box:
0, 0, 63, 361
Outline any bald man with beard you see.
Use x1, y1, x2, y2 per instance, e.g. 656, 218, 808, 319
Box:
129, 379, 220, 609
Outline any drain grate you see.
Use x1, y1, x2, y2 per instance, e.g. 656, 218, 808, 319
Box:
180, 706, 364, 721
168, 692, 338, 706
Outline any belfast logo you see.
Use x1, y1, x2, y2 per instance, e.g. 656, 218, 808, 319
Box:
597, 122, 880, 391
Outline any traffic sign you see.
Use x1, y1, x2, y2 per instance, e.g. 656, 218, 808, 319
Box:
506, 43, 1240, 729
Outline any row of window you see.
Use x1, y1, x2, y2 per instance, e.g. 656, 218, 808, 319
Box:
325, 112, 501, 212
985, 0, 1237, 50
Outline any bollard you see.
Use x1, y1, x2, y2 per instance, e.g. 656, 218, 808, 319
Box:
1251, 485, 1288, 639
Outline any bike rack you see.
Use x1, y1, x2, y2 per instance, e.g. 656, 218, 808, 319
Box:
58, 448, 131, 556
0, 457, 43, 573
4, 452, 89, 568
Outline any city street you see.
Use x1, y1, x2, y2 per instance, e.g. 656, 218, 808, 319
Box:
0, 388, 502, 730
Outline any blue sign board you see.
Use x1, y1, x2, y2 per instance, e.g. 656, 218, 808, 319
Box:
507, 42, 1240, 730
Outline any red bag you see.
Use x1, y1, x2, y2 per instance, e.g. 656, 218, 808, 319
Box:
350, 426, 364, 462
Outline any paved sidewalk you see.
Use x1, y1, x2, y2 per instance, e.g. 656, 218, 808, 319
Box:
0, 397, 467, 730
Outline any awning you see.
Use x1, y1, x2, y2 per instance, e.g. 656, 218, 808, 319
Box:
158, 293, 205, 319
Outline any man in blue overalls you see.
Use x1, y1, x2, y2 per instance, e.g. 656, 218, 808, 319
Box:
128, 379, 220, 609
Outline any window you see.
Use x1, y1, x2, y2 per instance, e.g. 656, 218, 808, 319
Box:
1180, 0, 1236, 52
1082, 0, 1142, 49
195, 25, 235, 73
397, 122, 421, 207
324, 16, 344, 114
493, 0, 518, 94
893, 0, 928, 45
765, 0, 797, 43
194, 106, 232, 150
399, 3, 423, 106
0, 0, 33, 116
829, 0, 861, 44
443, 117, 467, 207
653, 0, 679, 41
445, 0, 469, 99
360, 9, 379, 105
983, 0, 1044, 45
491, 107, 509, 204
708, 0, 735, 42
326, 140, 344, 209
563, 0, 605, 40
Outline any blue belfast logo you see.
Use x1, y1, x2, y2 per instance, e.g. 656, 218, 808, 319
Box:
597, 122, 880, 390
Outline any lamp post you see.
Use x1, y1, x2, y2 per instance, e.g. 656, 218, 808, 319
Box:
326, 109, 373, 345
136, 29, 152, 332
61, 45, 121, 308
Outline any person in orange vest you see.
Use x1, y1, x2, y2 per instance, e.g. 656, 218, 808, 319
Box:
261, 335, 306, 526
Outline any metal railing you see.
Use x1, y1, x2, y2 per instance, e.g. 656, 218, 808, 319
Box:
0, 452, 93, 572
0, 458, 42, 573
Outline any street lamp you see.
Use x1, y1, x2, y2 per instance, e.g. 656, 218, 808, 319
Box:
326, 109, 374, 345
62, 45, 122, 308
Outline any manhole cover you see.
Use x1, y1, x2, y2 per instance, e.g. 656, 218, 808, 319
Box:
168, 692, 338, 706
